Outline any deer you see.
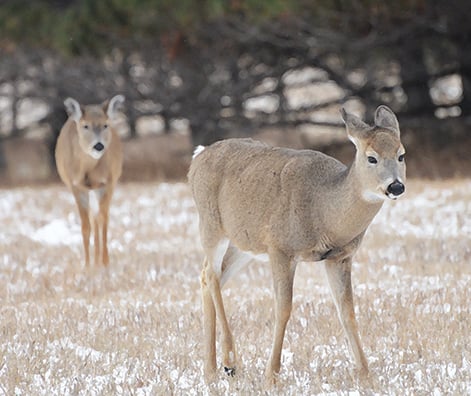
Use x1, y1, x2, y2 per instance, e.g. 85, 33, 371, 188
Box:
188, 105, 406, 384
55, 95, 124, 267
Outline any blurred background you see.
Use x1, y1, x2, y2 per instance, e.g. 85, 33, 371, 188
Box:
0, 0, 470, 186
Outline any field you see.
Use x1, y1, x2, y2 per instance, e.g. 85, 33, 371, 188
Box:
0, 179, 470, 395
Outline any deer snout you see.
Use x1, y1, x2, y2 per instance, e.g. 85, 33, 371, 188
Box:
387, 180, 405, 198
93, 142, 105, 152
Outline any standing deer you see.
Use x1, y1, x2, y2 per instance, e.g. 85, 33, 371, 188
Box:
188, 105, 406, 383
55, 95, 124, 266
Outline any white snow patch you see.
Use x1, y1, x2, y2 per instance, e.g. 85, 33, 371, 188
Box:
32, 219, 81, 246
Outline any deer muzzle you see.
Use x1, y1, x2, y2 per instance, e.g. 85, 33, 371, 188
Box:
386, 180, 405, 198
93, 142, 105, 152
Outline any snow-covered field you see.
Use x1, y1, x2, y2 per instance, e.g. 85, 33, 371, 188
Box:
0, 180, 470, 395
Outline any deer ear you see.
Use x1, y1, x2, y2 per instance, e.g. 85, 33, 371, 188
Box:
340, 108, 369, 146
64, 98, 82, 122
104, 94, 125, 119
375, 105, 399, 135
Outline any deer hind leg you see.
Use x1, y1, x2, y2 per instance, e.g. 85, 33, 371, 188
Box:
201, 259, 217, 381
201, 243, 255, 382
266, 248, 296, 384
73, 189, 91, 266
201, 238, 240, 378
324, 257, 368, 376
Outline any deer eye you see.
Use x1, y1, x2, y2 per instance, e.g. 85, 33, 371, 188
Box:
83, 124, 89, 129
367, 156, 378, 164
398, 154, 405, 162
103, 124, 108, 129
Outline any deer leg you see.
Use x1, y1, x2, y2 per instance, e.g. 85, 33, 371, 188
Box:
201, 260, 217, 382
101, 209, 109, 266
93, 216, 100, 266
201, 238, 236, 381
97, 187, 112, 266
204, 239, 238, 377
324, 257, 368, 376
205, 239, 240, 376
266, 249, 296, 383
86, 188, 102, 266
73, 189, 91, 266
198, 244, 254, 382
210, 274, 237, 377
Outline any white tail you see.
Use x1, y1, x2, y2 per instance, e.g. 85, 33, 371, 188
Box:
188, 105, 406, 383
192, 145, 206, 159
55, 95, 124, 266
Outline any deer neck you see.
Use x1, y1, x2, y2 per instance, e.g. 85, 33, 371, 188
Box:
327, 161, 383, 241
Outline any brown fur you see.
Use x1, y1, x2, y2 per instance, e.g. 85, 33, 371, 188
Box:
55, 95, 124, 266
188, 105, 406, 383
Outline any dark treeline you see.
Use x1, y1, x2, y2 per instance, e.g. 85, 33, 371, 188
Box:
0, 0, 470, 150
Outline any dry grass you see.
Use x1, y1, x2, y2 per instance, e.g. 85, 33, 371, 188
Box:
0, 179, 470, 395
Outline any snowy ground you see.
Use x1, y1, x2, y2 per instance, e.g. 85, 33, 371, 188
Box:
0, 180, 470, 395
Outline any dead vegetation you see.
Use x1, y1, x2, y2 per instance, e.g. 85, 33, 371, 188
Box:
0, 179, 470, 394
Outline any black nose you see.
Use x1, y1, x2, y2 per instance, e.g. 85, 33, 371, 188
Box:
387, 180, 405, 196
93, 142, 104, 152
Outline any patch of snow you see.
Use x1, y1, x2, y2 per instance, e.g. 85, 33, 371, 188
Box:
31, 219, 81, 246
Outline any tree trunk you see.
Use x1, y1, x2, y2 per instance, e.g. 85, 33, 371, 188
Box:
398, 41, 434, 116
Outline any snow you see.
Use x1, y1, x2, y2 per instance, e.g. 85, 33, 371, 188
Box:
32, 219, 82, 246
0, 181, 470, 394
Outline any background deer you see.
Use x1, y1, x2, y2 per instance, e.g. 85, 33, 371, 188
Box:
188, 105, 406, 383
55, 95, 124, 266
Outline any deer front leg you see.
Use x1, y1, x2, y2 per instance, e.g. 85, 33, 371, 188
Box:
73, 189, 91, 266
266, 249, 296, 384
97, 186, 113, 266
324, 257, 368, 376
93, 216, 101, 266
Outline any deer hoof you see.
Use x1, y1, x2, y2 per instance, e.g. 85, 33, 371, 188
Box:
224, 366, 236, 377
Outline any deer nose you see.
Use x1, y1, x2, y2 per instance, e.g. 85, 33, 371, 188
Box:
93, 142, 105, 152
387, 180, 405, 196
